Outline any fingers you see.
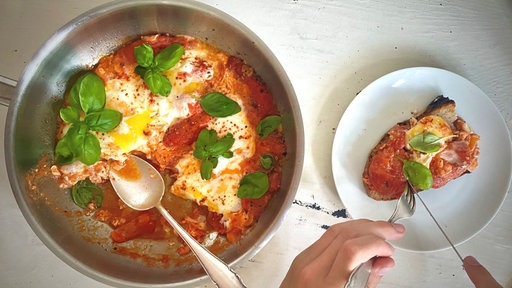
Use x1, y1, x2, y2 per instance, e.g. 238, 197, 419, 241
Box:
298, 220, 404, 265
463, 256, 502, 288
367, 257, 395, 288
335, 233, 396, 271
280, 219, 406, 288
325, 233, 396, 284
330, 219, 406, 241
332, 220, 405, 265
318, 220, 405, 285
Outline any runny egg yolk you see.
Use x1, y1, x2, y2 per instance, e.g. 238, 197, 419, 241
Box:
406, 115, 453, 144
111, 110, 152, 152
406, 115, 454, 167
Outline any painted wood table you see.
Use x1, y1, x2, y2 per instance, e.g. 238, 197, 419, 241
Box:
1, 0, 511, 287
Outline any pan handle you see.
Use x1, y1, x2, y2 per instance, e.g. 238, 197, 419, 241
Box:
0, 75, 17, 107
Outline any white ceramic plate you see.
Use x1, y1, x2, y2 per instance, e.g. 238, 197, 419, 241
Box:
331, 67, 512, 252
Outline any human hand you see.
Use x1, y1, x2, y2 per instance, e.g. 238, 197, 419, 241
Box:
280, 219, 406, 288
463, 256, 503, 288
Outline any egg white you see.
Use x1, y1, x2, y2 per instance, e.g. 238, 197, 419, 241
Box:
55, 39, 256, 224
406, 115, 453, 167
171, 97, 256, 224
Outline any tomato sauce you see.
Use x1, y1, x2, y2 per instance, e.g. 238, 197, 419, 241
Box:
363, 113, 480, 201
86, 34, 287, 262
363, 124, 408, 200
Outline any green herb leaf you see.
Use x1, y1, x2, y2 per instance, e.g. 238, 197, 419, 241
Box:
134, 43, 154, 68
77, 73, 106, 113
154, 43, 185, 71
257, 115, 282, 139
63, 123, 101, 165
134, 43, 184, 97
199, 92, 241, 117
85, 109, 122, 132
409, 132, 443, 153
402, 160, 433, 190
59, 106, 81, 124
200, 159, 214, 180
193, 147, 209, 161
237, 172, 270, 199
71, 178, 103, 209
55, 136, 76, 165
56, 72, 122, 166
207, 133, 235, 157
134, 66, 147, 78
194, 129, 218, 160
69, 75, 84, 109
260, 154, 274, 169
55, 123, 83, 165
144, 70, 171, 96
79, 132, 101, 165
193, 129, 236, 180
60, 124, 97, 165
210, 157, 219, 168
222, 151, 233, 159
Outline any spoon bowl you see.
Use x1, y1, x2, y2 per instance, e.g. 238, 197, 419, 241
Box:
110, 155, 165, 211
110, 155, 246, 288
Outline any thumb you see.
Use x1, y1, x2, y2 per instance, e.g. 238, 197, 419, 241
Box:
463, 256, 502, 288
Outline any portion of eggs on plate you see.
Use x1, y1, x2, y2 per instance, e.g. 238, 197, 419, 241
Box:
362, 95, 480, 201
405, 115, 453, 167
49, 34, 286, 257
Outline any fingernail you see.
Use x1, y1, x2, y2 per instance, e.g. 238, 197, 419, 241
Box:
464, 256, 480, 266
393, 223, 405, 233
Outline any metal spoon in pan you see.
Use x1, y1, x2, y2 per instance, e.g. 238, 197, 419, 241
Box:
109, 154, 246, 288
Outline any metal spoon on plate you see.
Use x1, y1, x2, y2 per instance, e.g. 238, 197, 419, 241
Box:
109, 154, 246, 288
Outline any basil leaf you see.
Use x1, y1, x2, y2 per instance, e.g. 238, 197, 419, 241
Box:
197, 128, 218, 146
55, 123, 83, 165
74, 122, 90, 137
409, 132, 443, 153
55, 123, 101, 166
200, 92, 241, 117
200, 159, 214, 180
134, 43, 184, 98
78, 132, 101, 165
59, 71, 122, 166
210, 157, 219, 168
69, 75, 83, 110
71, 178, 103, 209
60, 106, 81, 124
134, 66, 147, 78
193, 147, 209, 160
85, 109, 122, 132
134, 44, 154, 68
237, 172, 270, 199
193, 129, 218, 160
64, 121, 83, 138
222, 151, 233, 159
55, 137, 76, 165
144, 70, 171, 96
207, 133, 235, 157
154, 43, 185, 71
78, 73, 106, 113
193, 129, 236, 180
260, 154, 274, 169
402, 160, 433, 190
257, 115, 282, 139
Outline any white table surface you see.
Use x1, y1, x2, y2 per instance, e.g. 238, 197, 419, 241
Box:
1, 0, 511, 287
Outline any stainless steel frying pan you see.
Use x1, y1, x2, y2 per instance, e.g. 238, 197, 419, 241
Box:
3, 0, 304, 286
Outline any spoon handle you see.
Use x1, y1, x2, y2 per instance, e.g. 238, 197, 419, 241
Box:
156, 204, 246, 288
